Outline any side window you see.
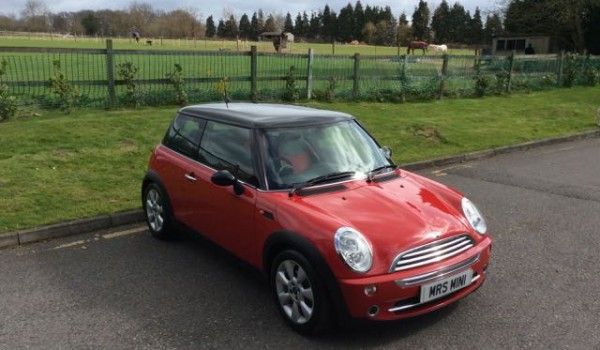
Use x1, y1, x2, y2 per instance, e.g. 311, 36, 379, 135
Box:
198, 121, 258, 186
163, 114, 205, 158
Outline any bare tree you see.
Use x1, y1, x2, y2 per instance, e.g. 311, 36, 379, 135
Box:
21, 0, 50, 32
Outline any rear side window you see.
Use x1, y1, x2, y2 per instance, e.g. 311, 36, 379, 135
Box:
198, 121, 257, 186
163, 114, 205, 158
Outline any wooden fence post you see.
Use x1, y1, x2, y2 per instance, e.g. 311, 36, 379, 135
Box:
105, 39, 116, 108
306, 48, 314, 100
439, 54, 449, 100
353, 53, 360, 98
250, 45, 258, 102
507, 51, 515, 93
557, 51, 565, 87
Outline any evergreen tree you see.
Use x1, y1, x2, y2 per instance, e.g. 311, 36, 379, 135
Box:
483, 13, 503, 44
353, 1, 365, 42
224, 15, 238, 39
294, 13, 304, 37
431, 0, 450, 43
448, 3, 469, 43
284, 12, 294, 33
321, 5, 337, 42
217, 19, 226, 37
397, 11, 412, 46
337, 3, 355, 42
205, 15, 216, 38
250, 10, 265, 40
411, 0, 430, 41
239, 13, 251, 39
263, 13, 278, 32
469, 7, 484, 45
308, 12, 320, 39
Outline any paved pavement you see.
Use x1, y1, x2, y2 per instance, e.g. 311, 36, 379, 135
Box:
1, 138, 599, 349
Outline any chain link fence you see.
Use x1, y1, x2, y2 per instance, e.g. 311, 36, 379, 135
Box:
1, 42, 599, 110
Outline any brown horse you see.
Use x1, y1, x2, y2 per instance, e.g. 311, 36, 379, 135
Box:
407, 41, 428, 55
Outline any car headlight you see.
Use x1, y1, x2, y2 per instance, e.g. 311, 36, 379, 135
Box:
334, 227, 373, 273
462, 197, 487, 235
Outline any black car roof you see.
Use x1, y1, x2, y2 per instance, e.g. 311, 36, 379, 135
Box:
178, 103, 355, 128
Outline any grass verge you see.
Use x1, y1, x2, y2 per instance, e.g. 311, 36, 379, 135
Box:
0, 86, 598, 233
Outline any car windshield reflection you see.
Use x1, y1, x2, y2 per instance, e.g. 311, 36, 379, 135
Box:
263, 120, 393, 190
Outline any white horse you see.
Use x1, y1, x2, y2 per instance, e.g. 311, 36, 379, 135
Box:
428, 44, 448, 54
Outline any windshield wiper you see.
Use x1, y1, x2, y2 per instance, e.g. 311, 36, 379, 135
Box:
366, 164, 398, 182
289, 171, 356, 197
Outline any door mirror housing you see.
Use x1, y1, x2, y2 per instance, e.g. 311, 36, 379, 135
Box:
211, 170, 245, 195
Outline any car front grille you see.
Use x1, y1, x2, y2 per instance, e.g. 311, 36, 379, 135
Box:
390, 234, 475, 272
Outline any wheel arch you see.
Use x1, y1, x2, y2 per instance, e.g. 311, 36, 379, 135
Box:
263, 230, 351, 324
141, 170, 174, 218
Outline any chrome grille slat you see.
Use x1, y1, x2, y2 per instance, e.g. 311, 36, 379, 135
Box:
402, 236, 471, 258
390, 234, 475, 272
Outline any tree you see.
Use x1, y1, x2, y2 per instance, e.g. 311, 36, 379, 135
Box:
308, 12, 320, 39
81, 12, 100, 35
238, 14, 251, 39
263, 13, 278, 32
321, 5, 337, 42
216, 19, 226, 37
353, 1, 365, 42
469, 8, 484, 45
283, 13, 294, 33
411, 0, 430, 41
337, 3, 354, 42
431, 0, 450, 43
250, 11, 264, 40
205, 15, 216, 38
447, 3, 469, 43
21, 0, 50, 32
362, 21, 376, 44
128, 2, 155, 35
397, 11, 412, 46
504, 0, 594, 52
483, 13, 503, 44
224, 15, 238, 38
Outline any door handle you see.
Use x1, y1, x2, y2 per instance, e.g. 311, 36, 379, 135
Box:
184, 173, 197, 182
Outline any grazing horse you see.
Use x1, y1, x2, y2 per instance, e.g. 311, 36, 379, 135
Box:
407, 41, 428, 55
428, 44, 448, 54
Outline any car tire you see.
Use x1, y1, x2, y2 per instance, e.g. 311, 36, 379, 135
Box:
143, 183, 174, 240
270, 249, 334, 334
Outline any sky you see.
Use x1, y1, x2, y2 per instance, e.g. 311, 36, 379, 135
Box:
1, 0, 504, 20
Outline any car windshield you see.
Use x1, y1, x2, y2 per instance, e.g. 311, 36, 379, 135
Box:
263, 120, 393, 190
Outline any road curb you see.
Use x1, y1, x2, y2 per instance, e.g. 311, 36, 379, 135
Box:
1, 210, 145, 249
1, 129, 598, 249
402, 130, 600, 171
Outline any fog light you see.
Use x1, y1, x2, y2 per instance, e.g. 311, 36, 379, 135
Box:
364, 284, 377, 296
367, 305, 380, 317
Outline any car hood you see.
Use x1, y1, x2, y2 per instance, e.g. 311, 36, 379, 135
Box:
275, 172, 472, 271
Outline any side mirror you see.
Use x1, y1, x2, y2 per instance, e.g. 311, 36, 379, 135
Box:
211, 170, 245, 195
380, 146, 393, 160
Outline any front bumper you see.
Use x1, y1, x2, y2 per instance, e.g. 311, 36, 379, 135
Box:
337, 236, 492, 321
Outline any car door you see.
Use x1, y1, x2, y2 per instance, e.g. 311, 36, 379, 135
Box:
186, 121, 258, 263
158, 113, 207, 227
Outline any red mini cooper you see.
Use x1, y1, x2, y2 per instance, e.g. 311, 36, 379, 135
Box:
142, 103, 492, 334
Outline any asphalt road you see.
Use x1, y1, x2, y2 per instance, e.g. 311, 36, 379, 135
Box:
1, 138, 599, 350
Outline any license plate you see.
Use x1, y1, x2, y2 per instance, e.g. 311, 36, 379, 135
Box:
420, 269, 473, 303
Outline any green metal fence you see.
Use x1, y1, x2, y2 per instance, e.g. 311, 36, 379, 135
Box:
0, 40, 598, 109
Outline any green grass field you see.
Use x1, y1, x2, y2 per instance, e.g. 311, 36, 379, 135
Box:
0, 35, 477, 56
0, 86, 598, 233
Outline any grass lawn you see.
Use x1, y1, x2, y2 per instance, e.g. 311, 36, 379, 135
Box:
0, 35, 476, 56
0, 86, 598, 233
